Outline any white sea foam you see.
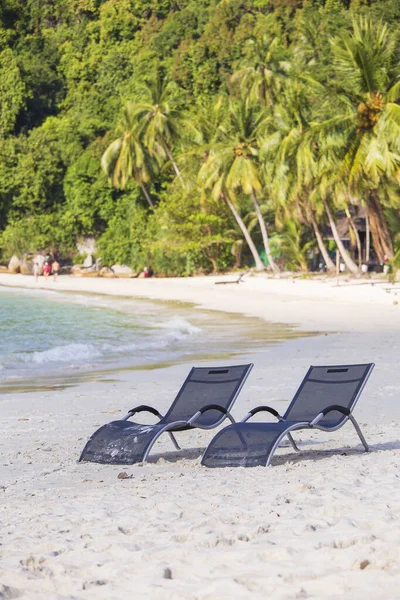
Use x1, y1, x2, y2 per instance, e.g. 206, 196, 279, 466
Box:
102, 318, 202, 354
156, 316, 202, 335
1, 287, 204, 375
12, 318, 202, 368
18, 343, 101, 364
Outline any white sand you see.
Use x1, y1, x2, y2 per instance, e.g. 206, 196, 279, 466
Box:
1, 272, 400, 599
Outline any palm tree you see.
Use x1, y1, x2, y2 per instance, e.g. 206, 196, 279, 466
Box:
261, 83, 337, 272
191, 96, 228, 149
322, 198, 359, 274
180, 95, 228, 187
309, 175, 361, 274
203, 99, 279, 271
198, 160, 266, 272
101, 104, 157, 208
130, 73, 187, 188
314, 17, 400, 261
232, 35, 290, 108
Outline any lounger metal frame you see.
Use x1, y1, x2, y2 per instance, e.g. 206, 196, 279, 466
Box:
202, 362, 374, 468
134, 403, 238, 462
79, 363, 252, 464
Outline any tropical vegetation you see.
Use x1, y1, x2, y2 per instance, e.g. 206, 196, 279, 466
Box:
0, 0, 399, 275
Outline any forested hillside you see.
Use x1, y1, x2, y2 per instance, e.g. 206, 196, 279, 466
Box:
0, 0, 399, 275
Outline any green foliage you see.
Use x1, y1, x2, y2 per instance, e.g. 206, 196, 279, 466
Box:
0, 212, 75, 260
270, 221, 316, 271
98, 198, 149, 268
145, 187, 236, 274
63, 145, 117, 235
0, 0, 399, 275
0, 48, 25, 136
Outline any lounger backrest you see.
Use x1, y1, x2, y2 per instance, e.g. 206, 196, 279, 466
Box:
162, 364, 253, 427
283, 363, 374, 428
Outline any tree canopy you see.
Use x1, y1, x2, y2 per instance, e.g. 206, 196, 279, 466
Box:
0, 0, 399, 274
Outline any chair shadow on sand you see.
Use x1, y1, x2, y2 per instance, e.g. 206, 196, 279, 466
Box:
145, 439, 400, 466
251, 439, 400, 468
145, 446, 204, 464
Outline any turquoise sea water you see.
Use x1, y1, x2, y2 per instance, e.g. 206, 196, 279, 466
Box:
0, 286, 305, 391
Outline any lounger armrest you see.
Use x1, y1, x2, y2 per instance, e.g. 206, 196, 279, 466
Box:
123, 405, 163, 421
187, 404, 235, 426
241, 405, 284, 423
310, 405, 350, 427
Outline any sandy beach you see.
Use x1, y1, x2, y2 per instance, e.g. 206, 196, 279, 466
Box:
1, 272, 400, 599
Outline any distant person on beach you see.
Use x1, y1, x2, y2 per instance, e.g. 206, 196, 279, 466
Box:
52, 260, 60, 281
33, 262, 39, 282
43, 261, 51, 279
142, 266, 153, 278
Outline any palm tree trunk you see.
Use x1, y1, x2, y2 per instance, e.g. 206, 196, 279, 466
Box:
345, 208, 362, 268
260, 67, 274, 108
223, 191, 265, 272
310, 214, 335, 272
259, 68, 266, 106
163, 141, 184, 188
365, 208, 370, 263
323, 200, 359, 274
367, 190, 394, 261
140, 182, 154, 208
251, 189, 279, 272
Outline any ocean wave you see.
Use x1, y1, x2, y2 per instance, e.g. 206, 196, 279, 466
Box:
17, 343, 101, 364
100, 317, 202, 354
156, 316, 201, 336
8, 317, 201, 368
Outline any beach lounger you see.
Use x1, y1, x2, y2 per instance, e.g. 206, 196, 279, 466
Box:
202, 363, 374, 468
79, 363, 253, 464
215, 270, 251, 285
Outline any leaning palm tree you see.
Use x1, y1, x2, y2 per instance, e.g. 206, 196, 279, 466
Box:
313, 17, 400, 261
203, 99, 279, 271
198, 161, 266, 272
261, 83, 338, 272
130, 73, 187, 187
310, 154, 361, 274
101, 104, 157, 208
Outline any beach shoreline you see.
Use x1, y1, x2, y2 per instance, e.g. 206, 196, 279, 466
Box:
0, 271, 399, 333
0, 278, 314, 393
1, 272, 400, 599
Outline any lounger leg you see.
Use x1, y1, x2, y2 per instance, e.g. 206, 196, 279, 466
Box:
287, 433, 300, 452
168, 432, 181, 450
264, 424, 308, 467
349, 415, 369, 452
142, 421, 187, 462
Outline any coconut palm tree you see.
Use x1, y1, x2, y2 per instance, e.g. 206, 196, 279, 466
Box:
202, 99, 279, 271
101, 104, 157, 208
261, 83, 337, 272
322, 198, 359, 274
179, 95, 228, 187
130, 73, 187, 188
310, 170, 361, 274
232, 35, 290, 108
313, 16, 400, 260
198, 160, 266, 272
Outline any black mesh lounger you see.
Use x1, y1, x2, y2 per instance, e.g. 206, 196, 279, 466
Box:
202, 363, 374, 468
79, 363, 253, 464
